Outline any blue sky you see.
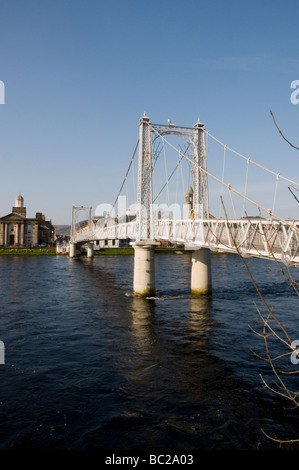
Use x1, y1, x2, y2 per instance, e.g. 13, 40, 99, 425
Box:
0, 0, 298, 224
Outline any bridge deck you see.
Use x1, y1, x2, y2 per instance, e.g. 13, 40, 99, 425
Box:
72, 218, 299, 266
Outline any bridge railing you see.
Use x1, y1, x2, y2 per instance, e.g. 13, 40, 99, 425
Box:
72, 220, 138, 243
94, 220, 137, 240
71, 216, 298, 265
154, 218, 299, 265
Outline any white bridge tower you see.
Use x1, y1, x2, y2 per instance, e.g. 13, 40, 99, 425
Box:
133, 114, 211, 296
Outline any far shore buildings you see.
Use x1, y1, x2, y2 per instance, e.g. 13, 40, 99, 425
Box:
0, 195, 55, 247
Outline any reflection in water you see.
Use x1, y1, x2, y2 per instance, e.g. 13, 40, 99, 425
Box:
130, 297, 156, 354
188, 296, 214, 357
130, 293, 214, 361
189, 295, 213, 330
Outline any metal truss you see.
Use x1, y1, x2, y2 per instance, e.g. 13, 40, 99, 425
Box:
71, 116, 299, 266
72, 217, 299, 266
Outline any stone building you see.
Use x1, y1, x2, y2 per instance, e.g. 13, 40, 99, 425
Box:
0, 195, 54, 247
185, 186, 194, 218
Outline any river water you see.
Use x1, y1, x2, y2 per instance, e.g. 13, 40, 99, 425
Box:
0, 252, 298, 451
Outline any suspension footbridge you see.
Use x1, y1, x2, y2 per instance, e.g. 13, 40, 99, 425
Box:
67, 114, 299, 296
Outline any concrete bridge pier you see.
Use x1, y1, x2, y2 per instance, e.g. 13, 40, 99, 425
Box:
133, 241, 159, 297
86, 242, 94, 258
191, 248, 212, 295
69, 243, 77, 258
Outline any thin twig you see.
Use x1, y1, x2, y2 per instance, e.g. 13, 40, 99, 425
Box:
261, 428, 299, 444
289, 186, 299, 203
270, 110, 299, 150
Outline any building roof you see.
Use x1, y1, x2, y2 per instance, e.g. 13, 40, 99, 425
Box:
0, 212, 27, 221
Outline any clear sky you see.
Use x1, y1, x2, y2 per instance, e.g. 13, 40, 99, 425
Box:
0, 0, 298, 224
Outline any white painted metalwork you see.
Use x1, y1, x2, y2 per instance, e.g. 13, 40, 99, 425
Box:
72, 216, 299, 266
150, 119, 208, 220
70, 116, 299, 267
137, 113, 152, 241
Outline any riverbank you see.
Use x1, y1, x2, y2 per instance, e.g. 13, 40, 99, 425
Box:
0, 247, 188, 256
0, 248, 56, 256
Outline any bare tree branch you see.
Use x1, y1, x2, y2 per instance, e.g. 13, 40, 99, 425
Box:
220, 196, 299, 445
289, 186, 299, 204
270, 110, 299, 150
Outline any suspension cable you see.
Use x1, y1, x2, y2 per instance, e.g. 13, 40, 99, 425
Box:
228, 184, 237, 219
205, 130, 299, 187
272, 172, 280, 216
163, 140, 170, 206
112, 139, 139, 211
219, 144, 227, 218
153, 144, 190, 203
242, 157, 250, 217
149, 124, 299, 231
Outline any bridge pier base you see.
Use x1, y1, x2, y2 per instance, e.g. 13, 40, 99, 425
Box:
191, 248, 212, 295
69, 243, 77, 258
133, 241, 159, 297
86, 243, 94, 258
